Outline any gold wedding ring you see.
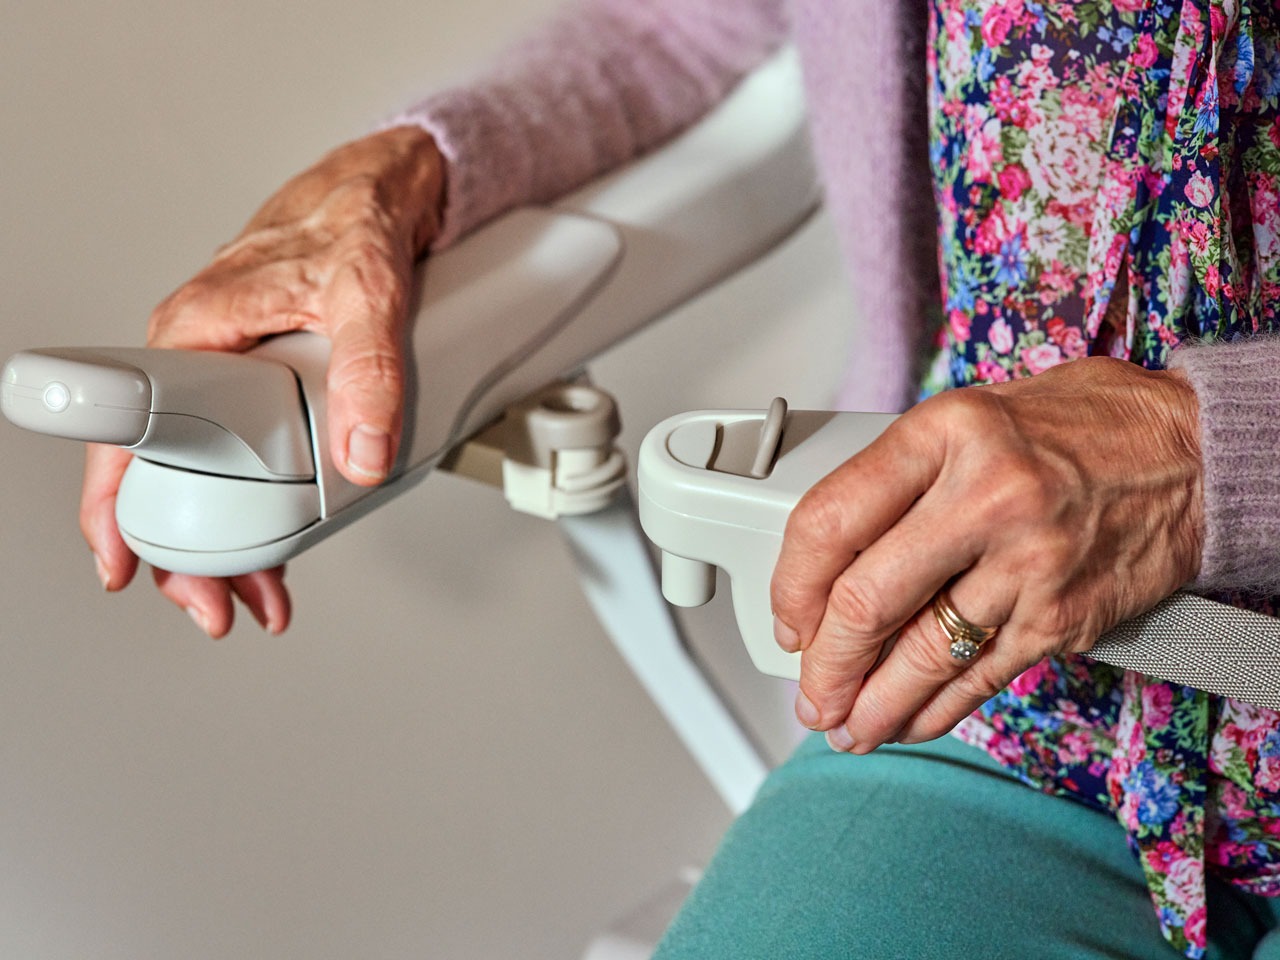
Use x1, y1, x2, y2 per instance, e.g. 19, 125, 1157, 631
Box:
932, 590, 999, 661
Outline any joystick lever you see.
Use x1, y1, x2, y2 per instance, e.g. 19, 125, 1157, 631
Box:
639, 401, 894, 679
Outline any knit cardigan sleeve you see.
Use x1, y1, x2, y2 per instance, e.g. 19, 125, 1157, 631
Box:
1168, 338, 1280, 593
383, 0, 788, 248
791, 0, 937, 416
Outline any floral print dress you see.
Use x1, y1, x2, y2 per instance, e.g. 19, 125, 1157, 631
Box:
927, 1, 1280, 955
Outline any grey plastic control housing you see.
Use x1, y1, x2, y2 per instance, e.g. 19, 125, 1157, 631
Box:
639, 405, 896, 679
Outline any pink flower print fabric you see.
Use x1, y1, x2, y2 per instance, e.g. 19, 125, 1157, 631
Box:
928, 1, 1280, 956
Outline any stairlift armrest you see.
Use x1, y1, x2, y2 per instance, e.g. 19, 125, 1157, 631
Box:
423, 46, 818, 449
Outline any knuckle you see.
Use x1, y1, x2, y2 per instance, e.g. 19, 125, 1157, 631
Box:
1004, 460, 1056, 513
903, 665, 1010, 743
803, 654, 854, 700
148, 276, 250, 349
825, 576, 895, 639
147, 284, 201, 343
162, 276, 209, 311
223, 281, 273, 331
924, 386, 994, 436
329, 347, 403, 400
971, 456, 1057, 531
788, 482, 849, 546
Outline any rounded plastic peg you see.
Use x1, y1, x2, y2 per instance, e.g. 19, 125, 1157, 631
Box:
660, 551, 717, 607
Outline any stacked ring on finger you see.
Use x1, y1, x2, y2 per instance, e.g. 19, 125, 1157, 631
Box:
932, 590, 999, 661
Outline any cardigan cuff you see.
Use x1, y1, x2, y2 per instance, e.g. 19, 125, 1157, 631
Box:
381, 88, 524, 251
1168, 337, 1280, 592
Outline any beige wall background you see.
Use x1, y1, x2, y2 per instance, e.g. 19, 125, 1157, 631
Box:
0, 2, 856, 957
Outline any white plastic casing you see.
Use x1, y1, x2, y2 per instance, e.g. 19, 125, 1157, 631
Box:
638, 407, 897, 680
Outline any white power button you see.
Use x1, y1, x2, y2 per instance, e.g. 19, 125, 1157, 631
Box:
43, 381, 70, 413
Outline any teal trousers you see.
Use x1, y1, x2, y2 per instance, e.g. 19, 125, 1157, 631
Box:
655, 734, 1280, 959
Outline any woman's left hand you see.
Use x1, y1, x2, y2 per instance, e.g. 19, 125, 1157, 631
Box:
770, 356, 1204, 753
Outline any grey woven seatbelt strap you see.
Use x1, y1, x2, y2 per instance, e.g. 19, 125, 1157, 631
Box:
1085, 591, 1280, 709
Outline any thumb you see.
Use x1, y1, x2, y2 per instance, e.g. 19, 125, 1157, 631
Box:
323, 255, 409, 486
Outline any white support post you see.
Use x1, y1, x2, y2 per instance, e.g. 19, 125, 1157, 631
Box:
557, 489, 769, 816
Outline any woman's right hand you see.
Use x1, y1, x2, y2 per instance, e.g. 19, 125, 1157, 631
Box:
80, 125, 446, 638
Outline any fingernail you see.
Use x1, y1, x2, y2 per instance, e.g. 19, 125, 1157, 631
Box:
93, 553, 111, 590
186, 606, 212, 636
825, 725, 855, 752
795, 690, 820, 728
347, 425, 391, 480
773, 616, 800, 652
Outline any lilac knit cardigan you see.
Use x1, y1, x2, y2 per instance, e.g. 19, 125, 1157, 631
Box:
388, 0, 1280, 595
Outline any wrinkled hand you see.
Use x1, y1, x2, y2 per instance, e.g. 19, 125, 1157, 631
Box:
770, 357, 1204, 753
80, 126, 445, 637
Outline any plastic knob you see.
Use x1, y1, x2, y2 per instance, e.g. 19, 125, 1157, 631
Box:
661, 551, 717, 607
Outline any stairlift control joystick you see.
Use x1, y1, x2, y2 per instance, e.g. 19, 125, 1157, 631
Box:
2, 344, 332, 573
1, 347, 315, 480
656, 396, 791, 608
638, 400, 897, 681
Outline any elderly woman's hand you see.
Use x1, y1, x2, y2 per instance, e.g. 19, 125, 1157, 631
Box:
80, 126, 445, 637
770, 356, 1204, 753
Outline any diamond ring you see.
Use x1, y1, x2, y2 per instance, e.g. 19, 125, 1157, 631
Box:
932, 590, 999, 661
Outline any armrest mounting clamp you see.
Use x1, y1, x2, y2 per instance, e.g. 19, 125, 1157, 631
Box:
440, 380, 626, 519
